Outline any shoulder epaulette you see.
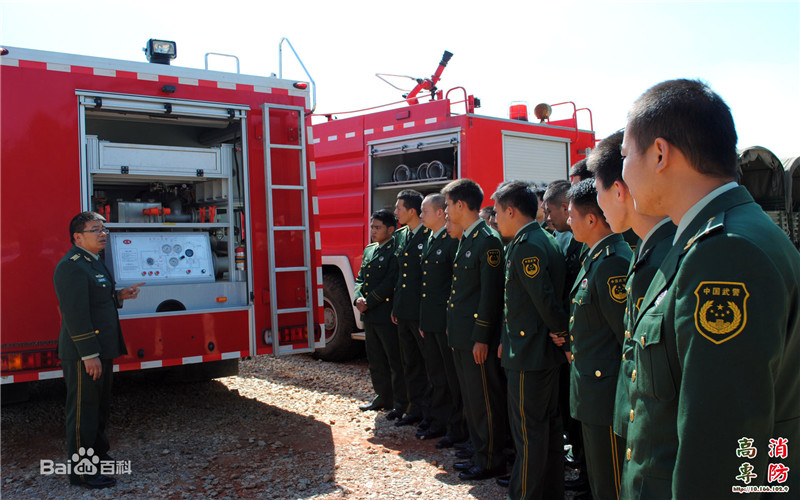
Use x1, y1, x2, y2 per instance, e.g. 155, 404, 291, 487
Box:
605, 244, 617, 257
684, 213, 726, 251
367, 242, 378, 247
69, 254, 81, 261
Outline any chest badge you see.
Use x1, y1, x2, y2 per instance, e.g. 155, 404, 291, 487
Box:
654, 290, 667, 307
379, 256, 384, 262
607, 276, 628, 303
465, 250, 471, 258
436, 249, 442, 255
694, 281, 749, 344
580, 279, 588, 290
418, 243, 424, 250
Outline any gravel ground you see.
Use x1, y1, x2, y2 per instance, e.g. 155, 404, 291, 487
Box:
1, 355, 508, 499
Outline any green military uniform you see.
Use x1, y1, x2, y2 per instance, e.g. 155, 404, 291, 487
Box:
353, 238, 407, 412
447, 218, 507, 471
622, 185, 800, 499
501, 221, 569, 499
54, 245, 127, 483
568, 233, 632, 500
419, 226, 465, 440
613, 220, 675, 440
392, 223, 431, 419
621, 228, 639, 257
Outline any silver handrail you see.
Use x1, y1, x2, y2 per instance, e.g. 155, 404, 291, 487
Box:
204, 52, 240, 73
278, 38, 316, 114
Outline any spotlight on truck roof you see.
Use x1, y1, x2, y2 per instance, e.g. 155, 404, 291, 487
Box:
144, 39, 177, 65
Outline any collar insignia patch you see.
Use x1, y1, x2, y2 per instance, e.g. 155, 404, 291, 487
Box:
608, 276, 628, 303
694, 281, 748, 344
486, 249, 500, 267
522, 256, 540, 278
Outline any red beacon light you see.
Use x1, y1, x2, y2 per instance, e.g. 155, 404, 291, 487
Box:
509, 101, 528, 122
293, 82, 308, 90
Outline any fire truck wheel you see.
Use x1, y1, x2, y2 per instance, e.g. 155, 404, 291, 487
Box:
315, 274, 362, 362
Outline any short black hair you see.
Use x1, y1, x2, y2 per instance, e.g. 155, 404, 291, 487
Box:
569, 159, 593, 181
69, 211, 106, 244
543, 179, 571, 204
371, 209, 397, 229
587, 130, 625, 190
491, 180, 539, 219
424, 193, 446, 211
567, 178, 605, 221
396, 189, 423, 216
441, 178, 483, 212
627, 79, 738, 178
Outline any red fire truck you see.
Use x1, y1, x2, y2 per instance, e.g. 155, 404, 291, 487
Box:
0, 39, 324, 391
313, 52, 596, 360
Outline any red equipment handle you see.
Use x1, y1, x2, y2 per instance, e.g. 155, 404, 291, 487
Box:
406, 51, 453, 106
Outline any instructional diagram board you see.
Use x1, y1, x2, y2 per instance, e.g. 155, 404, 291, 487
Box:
107, 232, 215, 285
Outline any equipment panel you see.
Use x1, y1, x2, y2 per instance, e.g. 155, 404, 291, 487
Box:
107, 232, 215, 285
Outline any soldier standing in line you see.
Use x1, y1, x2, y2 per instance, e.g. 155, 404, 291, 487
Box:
442, 178, 508, 481
493, 181, 569, 499
391, 190, 431, 429
586, 130, 675, 446
418, 193, 467, 446
620, 79, 800, 498
356, 209, 406, 421
557, 179, 632, 500
54, 211, 144, 489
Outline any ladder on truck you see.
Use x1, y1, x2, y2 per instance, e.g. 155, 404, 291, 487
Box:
263, 103, 315, 354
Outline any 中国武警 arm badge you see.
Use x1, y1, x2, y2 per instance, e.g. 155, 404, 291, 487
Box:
694, 281, 749, 344
522, 256, 539, 278
607, 276, 628, 303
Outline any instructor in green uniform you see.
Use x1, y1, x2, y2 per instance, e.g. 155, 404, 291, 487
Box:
620, 79, 800, 498
493, 180, 569, 499
54, 211, 143, 489
443, 178, 508, 481
563, 180, 632, 500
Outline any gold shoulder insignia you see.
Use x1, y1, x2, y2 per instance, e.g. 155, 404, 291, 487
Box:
522, 256, 540, 278
487, 249, 501, 267
473, 230, 479, 238
607, 275, 628, 303
69, 254, 80, 261
694, 281, 748, 344
83, 256, 92, 262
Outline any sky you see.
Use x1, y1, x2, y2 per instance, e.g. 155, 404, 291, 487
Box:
2, 0, 798, 158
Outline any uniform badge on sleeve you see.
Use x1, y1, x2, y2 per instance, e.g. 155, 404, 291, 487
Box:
607, 276, 628, 303
522, 256, 540, 278
487, 249, 500, 267
694, 281, 749, 344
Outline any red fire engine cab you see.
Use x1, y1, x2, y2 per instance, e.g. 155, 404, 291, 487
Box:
312, 51, 596, 360
0, 39, 324, 391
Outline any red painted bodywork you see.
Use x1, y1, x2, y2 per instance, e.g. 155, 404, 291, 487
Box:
0, 47, 323, 382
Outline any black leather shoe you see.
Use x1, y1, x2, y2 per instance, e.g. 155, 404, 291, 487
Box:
454, 440, 472, 450
453, 460, 474, 471
418, 428, 446, 440
417, 418, 431, 431
359, 400, 387, 412
385, 408, 403, 421
496, 474, 511, 487
459, 465, 506, 481
455, 448, 474, 459
395, 415, 422, 427
435, 436, 456, 449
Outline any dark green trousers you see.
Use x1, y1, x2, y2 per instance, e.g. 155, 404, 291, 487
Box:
582, 421, 625, 500
396, 318, 428, 418
63, 358, 113, 481
364, 320, 407, 411
452, 347, 507, 470
422, 330, 466, 439
507, 367, 564, 500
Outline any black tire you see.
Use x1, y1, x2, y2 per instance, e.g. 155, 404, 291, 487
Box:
315, 273, 362, 361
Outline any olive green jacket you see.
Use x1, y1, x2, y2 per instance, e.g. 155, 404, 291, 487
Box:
392, 224, 430, 321
501, 221, 568, 371
446, 219, 505, 351
622, 186, 800, 499
613, 221, 676, 439
419, 228, 458, 333
54, 246, 127, 361
353, 239, 398, 324
568, 233, 632, 425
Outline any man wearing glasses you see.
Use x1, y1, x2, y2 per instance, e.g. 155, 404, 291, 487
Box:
53, 211, 144, 489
